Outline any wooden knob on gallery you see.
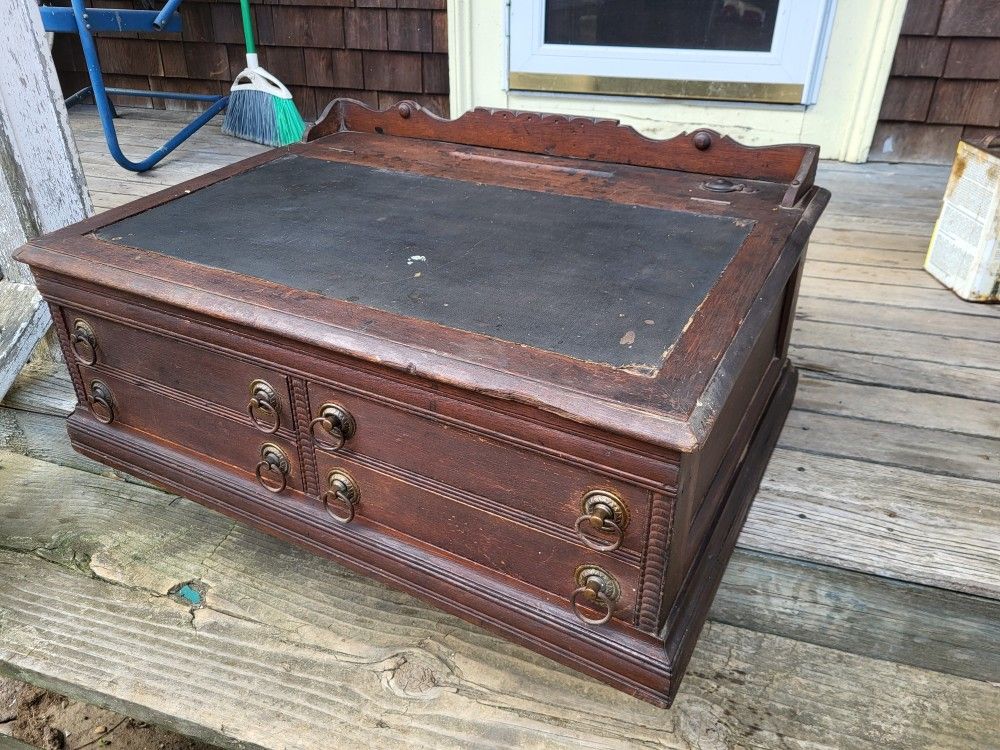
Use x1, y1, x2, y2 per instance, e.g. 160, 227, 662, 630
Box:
310, 403, 357, 451
570, 565, 621, 626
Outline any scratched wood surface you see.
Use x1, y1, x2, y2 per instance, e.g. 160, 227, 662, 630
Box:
0, 106, 997, 747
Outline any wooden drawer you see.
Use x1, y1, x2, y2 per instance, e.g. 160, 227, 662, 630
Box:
62, 308, 293, 434
314, 452, 640, 622
78, 366, 303, 494
306, 381, 652, 554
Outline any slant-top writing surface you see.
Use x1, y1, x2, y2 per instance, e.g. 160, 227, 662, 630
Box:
97, 155, 752, 371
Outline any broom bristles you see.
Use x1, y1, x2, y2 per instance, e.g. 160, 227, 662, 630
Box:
222, 89, 306, 147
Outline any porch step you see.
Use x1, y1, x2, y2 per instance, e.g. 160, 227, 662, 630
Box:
0, 447, 997, 749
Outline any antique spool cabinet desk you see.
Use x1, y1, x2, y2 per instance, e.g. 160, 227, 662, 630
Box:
16, 100, 828, 707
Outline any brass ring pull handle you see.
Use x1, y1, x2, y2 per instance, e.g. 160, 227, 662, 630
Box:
570, 566, 621, 626
247, 379, 280, 434
71, 319, 97, 365
89, 380, 115, 424
323, 469, 360, 524
309, 403, 356, 451
255, 443, 290, 494
574, 491, 629, 552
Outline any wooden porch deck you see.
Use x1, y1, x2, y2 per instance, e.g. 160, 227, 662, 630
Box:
1, 107, 998, 749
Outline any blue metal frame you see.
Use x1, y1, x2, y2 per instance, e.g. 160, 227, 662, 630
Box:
40, 0, 228, 172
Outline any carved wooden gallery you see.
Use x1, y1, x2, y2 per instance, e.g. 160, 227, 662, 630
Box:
16, 99, 827, 706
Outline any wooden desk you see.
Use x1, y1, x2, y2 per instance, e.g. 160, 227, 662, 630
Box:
14, 100, 832, 706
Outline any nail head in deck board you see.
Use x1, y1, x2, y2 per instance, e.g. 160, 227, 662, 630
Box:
95, 155, 750, 371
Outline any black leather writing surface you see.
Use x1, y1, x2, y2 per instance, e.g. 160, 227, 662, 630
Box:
97, 155, 751, 370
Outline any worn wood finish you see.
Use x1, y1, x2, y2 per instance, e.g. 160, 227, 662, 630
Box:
310, 99, 819, 207
14, 100, 826, 707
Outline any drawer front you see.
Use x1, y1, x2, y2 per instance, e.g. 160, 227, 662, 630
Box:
63, 308, 293, 433
78, 366, 303, 494
306, 382, 651, 554
314, 452, 639, 622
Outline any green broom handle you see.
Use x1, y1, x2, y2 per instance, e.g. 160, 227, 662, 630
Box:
239, 0, 256, 55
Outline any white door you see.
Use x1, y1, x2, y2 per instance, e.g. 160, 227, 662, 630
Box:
509, 0, 837, 104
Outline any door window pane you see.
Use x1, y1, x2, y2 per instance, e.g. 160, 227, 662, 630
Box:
544, 0, 781, 52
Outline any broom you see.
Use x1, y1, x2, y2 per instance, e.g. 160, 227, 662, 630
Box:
222, 0, 306, 147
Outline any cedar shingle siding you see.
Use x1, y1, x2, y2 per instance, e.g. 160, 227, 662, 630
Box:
872, 0, 1000, 163
50, 0, 449, 121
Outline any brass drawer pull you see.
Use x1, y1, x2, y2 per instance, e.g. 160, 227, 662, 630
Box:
310, 403, 356, 451
570, 565, 621, 626
255, 443, 290, 493
89, 380, 115, 424
323, 469, 360, 524
247, 379, 280, 434
574, 490, 629, 552
71, 319, 97, 365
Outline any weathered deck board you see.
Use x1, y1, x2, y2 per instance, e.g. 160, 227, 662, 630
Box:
1, 450, 997, 750
793, 377, 999, 438
793, 348, 1000, 403
797, 296, 1000, 342
2, 107, 992, 746
3, 409, 997, 691
711, 550, 1000, 684
791, 319, 1000, 370
778, 410, 998, 483
805, 242, 925, 268
743, 451, 1000, 598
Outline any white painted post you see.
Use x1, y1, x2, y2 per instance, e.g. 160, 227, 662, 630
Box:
0, 0, 92, 400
